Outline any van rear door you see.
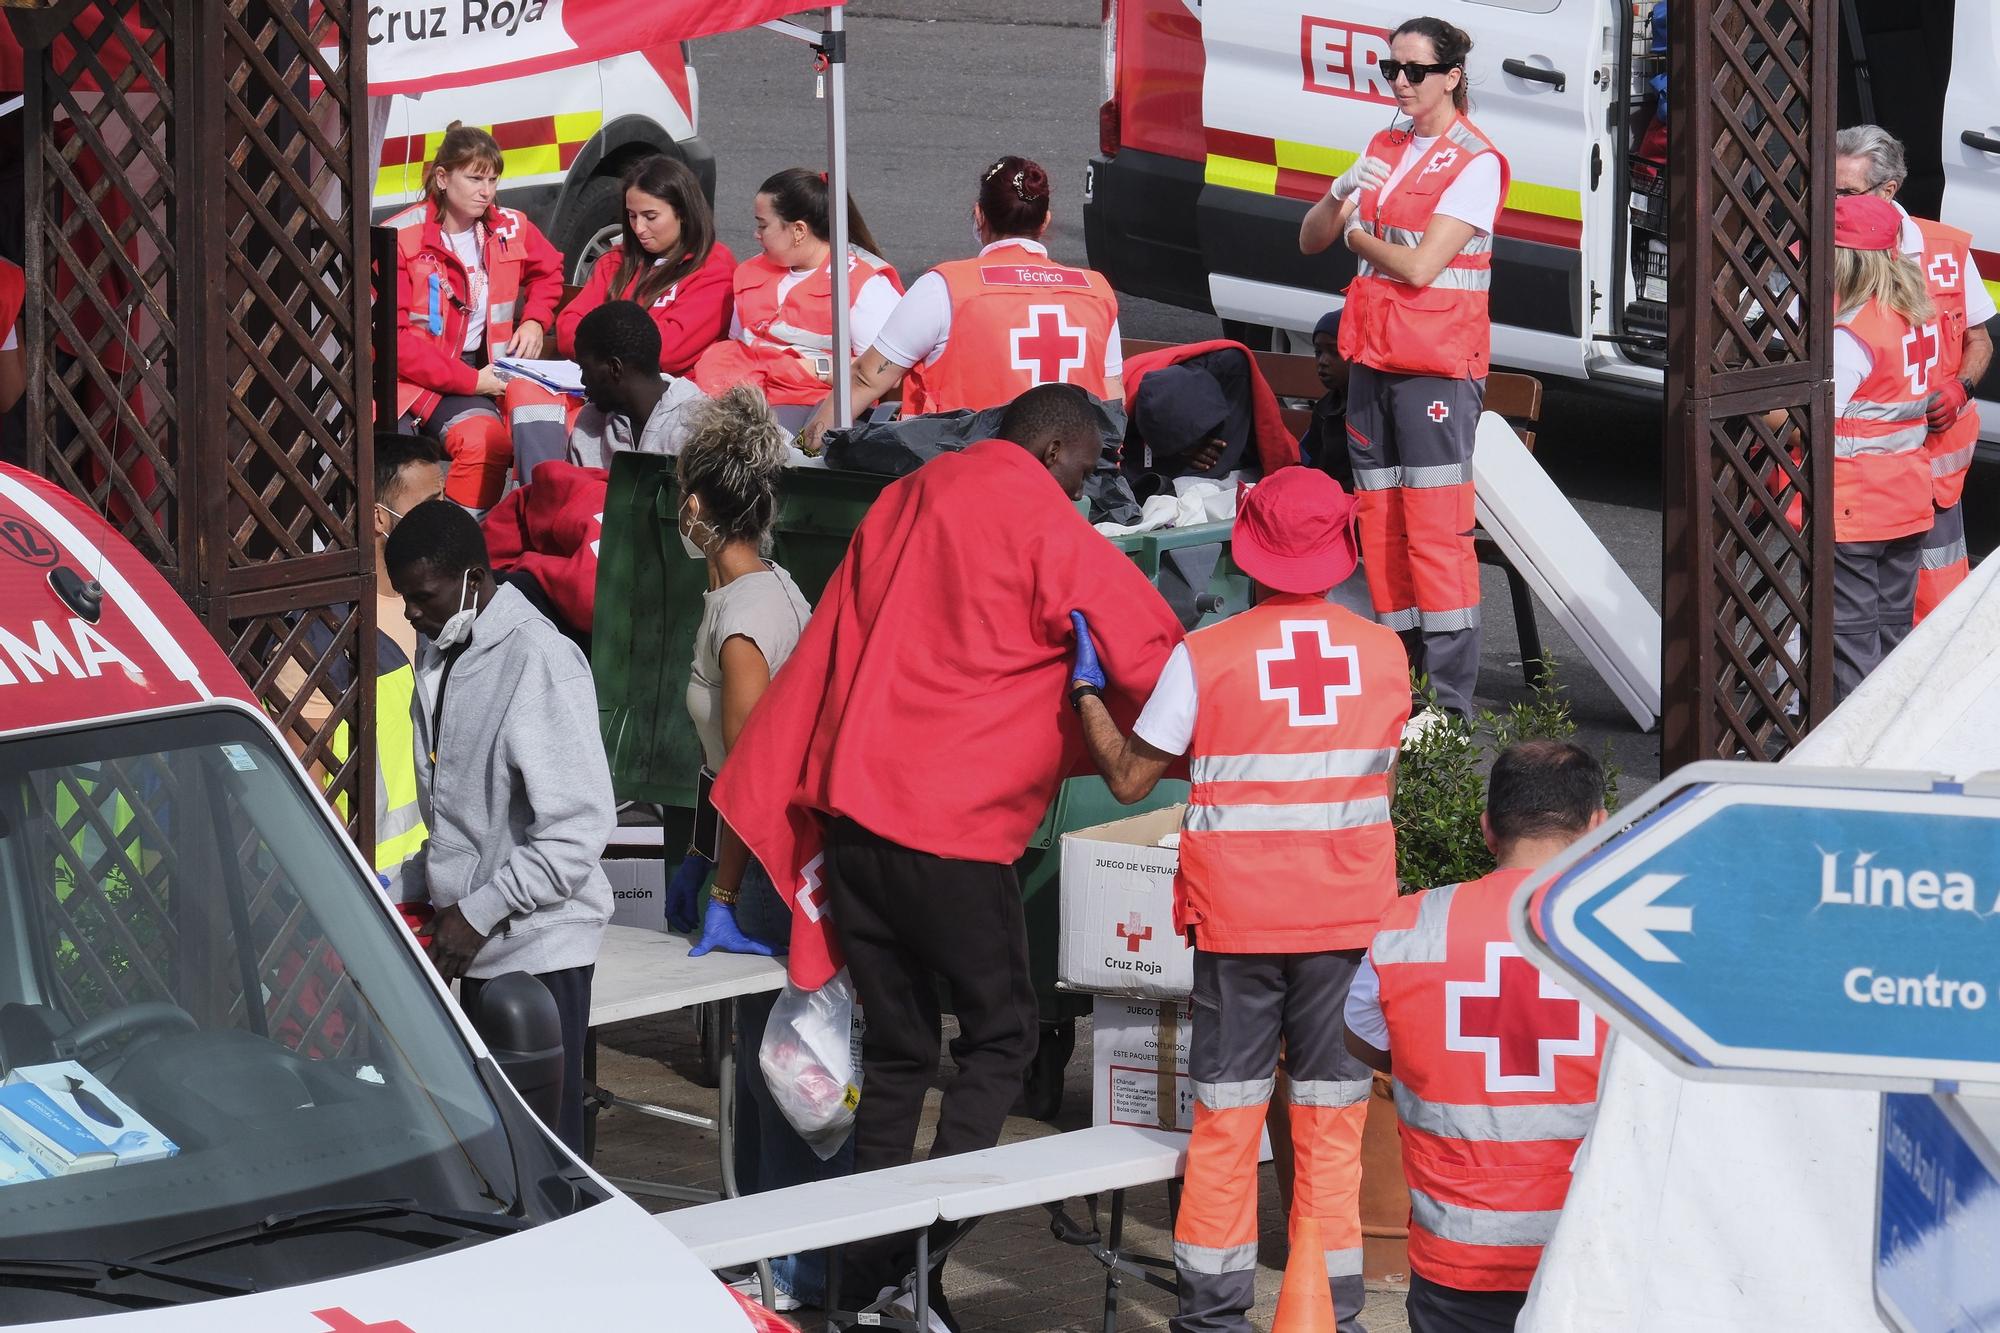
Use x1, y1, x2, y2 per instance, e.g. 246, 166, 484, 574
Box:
1939, 4, 2000, 446
1199, 1, 1606, 375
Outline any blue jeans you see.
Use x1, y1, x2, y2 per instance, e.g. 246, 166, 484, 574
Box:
732, 862, 856, 1305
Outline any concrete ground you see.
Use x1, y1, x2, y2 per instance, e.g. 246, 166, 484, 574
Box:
595, 1010, 1412, 1332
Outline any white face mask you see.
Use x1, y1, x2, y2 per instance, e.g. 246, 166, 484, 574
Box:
679, 501, 715, 561
433, 570, 479, 650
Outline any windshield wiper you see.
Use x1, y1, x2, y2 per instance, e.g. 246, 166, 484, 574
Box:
0, 1255, 258, 1302
135, 1197, 530, 1264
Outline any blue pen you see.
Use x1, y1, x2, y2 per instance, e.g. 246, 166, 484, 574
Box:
427, 272, 443, 336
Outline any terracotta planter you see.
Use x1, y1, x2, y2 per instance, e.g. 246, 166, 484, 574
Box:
1360, 1072, 1411, 1281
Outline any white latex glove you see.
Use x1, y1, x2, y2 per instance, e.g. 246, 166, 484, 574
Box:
1329, 155, 1392, 202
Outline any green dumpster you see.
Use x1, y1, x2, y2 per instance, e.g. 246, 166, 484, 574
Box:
593, 451, 1247, 1118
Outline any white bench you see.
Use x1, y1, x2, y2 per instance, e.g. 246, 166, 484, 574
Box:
659, 1123, 1190, 1330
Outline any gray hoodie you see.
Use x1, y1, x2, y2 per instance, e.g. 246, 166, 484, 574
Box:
566, 376, 708, 469
407, 582, 614, 977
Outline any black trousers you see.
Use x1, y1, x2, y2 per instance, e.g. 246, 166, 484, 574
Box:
462, 964, 594, 1154
1404, 1272, 1527, 1333
821, 817, 1039, 1298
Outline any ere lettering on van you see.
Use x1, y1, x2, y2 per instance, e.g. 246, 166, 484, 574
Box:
1299, 16, 1396, 105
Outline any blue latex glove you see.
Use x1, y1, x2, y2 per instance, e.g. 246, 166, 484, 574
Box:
689, 898, 782, 958
666, 851, 712, 934
1070, 610, 1107, 691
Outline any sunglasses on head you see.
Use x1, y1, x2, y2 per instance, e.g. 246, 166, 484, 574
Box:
1378, 58, 1455, 84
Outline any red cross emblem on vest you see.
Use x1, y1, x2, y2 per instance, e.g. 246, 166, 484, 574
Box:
1426, 400, 1450, 423
1256, 620, 1362, 727
1420, 146, 1459, 178
1903, 321, 1941, 396
312, 1311, 417, 1333
1445, 941, 1595, 1093
1930, 252, 1960, 289
1115, 912, 1153, 952
1010, 304, 1088, 385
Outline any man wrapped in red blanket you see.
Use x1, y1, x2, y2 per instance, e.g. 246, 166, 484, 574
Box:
713, 385, 1184, 1315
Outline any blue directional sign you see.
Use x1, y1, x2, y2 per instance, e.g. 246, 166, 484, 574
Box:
1511, 762, 2000, 1087
1876, 1092, 2000, 1332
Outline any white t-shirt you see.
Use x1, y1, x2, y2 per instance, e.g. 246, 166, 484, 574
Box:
1344, 954, 1390, 1050
1898, 203, 1999, 326
1, 326, 15, 353
1833, 327, 1873, 415
444, 227, 487, 354
1132, 643, 1198, 757
1374, 134, 1504, 235
727, 262, 902, 355
872, 237, 1125, 375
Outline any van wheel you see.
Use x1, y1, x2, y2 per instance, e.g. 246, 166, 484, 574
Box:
557, 174, 625, 286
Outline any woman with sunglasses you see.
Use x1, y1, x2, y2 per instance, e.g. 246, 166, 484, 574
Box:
1300, 16, 1507, 726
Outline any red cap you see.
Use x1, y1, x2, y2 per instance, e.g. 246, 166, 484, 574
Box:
1231, 467, 1360, 594
1834, 194, 1901, 252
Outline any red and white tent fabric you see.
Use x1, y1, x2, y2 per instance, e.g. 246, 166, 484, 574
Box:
364, 0, 835, 94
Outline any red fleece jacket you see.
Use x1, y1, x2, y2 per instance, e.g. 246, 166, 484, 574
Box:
713, 440, 1186, 988
483, 462, 608, 633
1123, 338, 1300, 477
556, 240, 737, 375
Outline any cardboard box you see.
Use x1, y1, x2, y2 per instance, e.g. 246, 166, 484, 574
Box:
603, 824, 670, 933
0, 1126, 49, 1188
1092, 996, 1271, 1156
1059, 806, 1193, 1000
1, 1061, 177, 1173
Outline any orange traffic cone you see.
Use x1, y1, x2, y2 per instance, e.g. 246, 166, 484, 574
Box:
1272, 1215, 1338, 1332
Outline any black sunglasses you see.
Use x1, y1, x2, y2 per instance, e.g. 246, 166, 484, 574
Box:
1378, 58, 1455, 85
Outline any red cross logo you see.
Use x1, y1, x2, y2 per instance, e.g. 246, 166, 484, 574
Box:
313, 1311, 417, 1333
796, 853, 829, 923
1445, 941, 1595, 1092
1902, 321, 1941, 396
1426, 400, 1450, 423
1115, 913, 1153, 952
1010, 305, 1088, 385
1930, 252, 1960, 289
1256, 620, 1362, 727
1420, 146, 1459, 178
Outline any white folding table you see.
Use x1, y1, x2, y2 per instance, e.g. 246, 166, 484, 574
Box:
584, 924, 786, 1205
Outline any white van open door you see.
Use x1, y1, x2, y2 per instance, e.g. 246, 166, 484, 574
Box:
1940, 3, 2000, 446
1200, 1, 1609, 377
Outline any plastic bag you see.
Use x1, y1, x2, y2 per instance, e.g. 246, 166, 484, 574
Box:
758, 967, 864, 1160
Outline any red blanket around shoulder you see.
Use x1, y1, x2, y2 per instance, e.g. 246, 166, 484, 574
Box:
483, 462, 608, 633
714, 440, 1186, 988
1123, 338, 1299, 477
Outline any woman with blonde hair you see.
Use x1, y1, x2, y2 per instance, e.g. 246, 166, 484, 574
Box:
670, 385, 844, 1311
385, 123, 566, 511
1817, 193, 1939, 698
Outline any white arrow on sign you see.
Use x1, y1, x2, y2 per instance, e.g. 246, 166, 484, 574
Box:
1597, 873, 1695, 963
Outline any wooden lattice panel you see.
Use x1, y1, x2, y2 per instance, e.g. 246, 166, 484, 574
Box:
1662, 0, 1836, 764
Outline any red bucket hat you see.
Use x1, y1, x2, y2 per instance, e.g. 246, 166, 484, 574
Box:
1834, 194, 1900, 252
1231, 467, 1361, 595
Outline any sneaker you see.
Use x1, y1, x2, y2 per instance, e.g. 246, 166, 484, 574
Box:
1401, 705, 1450, 747
876, 1284, 955, 1333
728, 1273, 801, 1313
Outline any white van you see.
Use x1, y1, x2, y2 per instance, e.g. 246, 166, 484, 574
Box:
372, 43, 710, 282
0, 463, 776, 1329
1086, 0, 2000, 451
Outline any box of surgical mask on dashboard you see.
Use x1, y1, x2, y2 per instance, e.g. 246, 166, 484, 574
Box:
0, 1124, 48, 1187
0, 1061, 178, 1174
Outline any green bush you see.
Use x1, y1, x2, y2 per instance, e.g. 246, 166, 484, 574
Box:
1392, 661, 1620, 892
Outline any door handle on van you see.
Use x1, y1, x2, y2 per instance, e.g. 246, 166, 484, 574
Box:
1503, 58, 1566, 92
1961, 129, 2000, 154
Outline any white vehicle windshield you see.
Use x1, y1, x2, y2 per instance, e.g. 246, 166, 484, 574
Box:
0, 708, 595, 1322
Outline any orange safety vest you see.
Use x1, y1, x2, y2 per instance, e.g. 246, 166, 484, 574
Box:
1371, 868, 1604, 1292
1829, 299, 1939, 543
1338, 115, 1510, 381
1911, 215, 1979, 509
899, 242, 1118, 417
732, 246, 902, 356
389, 202, 533, 423
1174, 596, 1408, 952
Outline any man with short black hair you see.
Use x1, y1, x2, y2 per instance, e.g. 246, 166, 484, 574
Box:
1345, 739, 1609, 1333
554, 299, 709, 474
385, 498, 614, 1152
